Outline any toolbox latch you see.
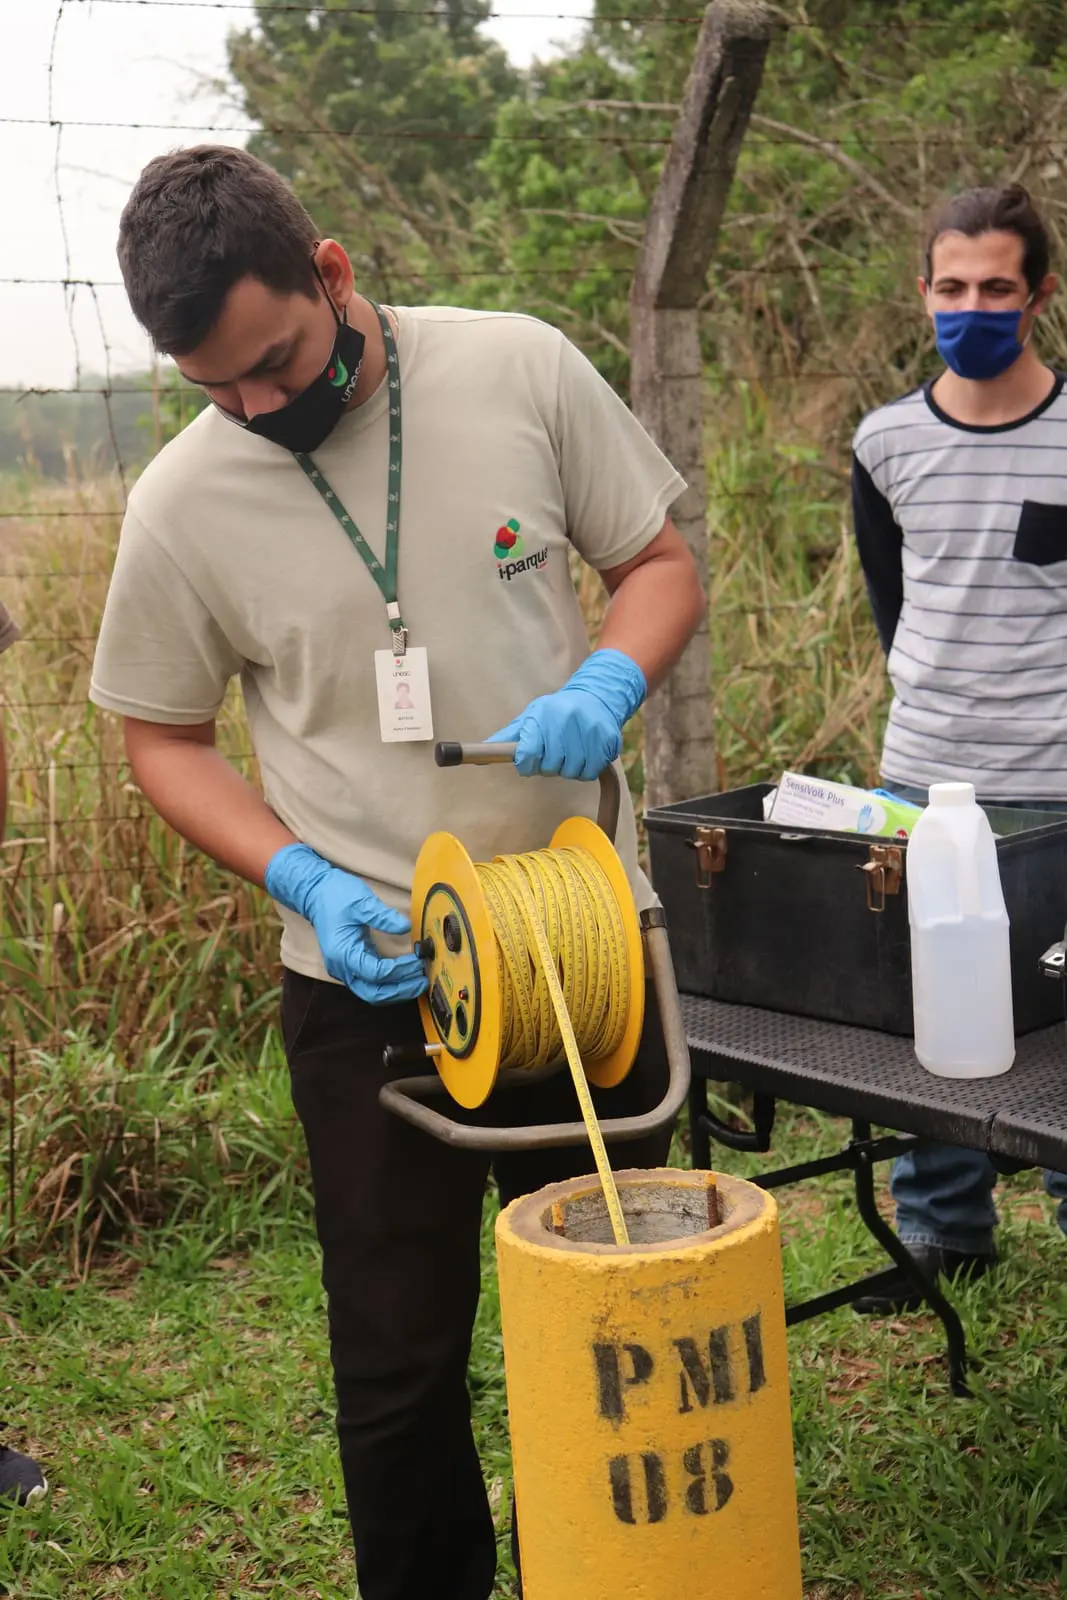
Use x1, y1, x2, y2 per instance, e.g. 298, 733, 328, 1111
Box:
857, 843, 903, 913
1039, 937, 1066, 981
689, 826, 727, 889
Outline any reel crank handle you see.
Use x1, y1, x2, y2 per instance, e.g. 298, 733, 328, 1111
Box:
382, 1042, 443, 1071
378, 909, 690, 1152
434, 741, 621, 843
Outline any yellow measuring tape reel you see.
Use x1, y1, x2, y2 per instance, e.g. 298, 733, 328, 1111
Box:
411, 815, 646, 1245
413, 816, 645, 1108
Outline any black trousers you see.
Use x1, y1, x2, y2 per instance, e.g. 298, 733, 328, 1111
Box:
281, 968, 673, 1600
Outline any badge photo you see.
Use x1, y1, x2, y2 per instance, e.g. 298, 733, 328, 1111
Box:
374, 646, 434, 742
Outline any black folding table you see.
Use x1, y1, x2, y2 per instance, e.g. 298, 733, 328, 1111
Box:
682, 996, 1067, 1394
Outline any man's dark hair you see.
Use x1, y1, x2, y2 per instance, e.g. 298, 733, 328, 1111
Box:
924, 183, 1051, 292
118, 145, 321, 355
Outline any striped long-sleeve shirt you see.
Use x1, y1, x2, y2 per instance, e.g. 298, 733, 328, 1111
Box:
852, 373, 1067, 801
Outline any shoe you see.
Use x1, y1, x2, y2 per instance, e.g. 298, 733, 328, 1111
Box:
853, 1244, 997, 1316
0, 1443, 48, 1506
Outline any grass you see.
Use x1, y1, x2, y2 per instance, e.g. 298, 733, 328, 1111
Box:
3, 1031, 305, 1274
0, 1203, 516, 1599
707, 387, 889, 792
0, 420, 1057, 1597
0, 472, 278, 1091
0, 403, 889, 1258
2, 1099, 1065, 1598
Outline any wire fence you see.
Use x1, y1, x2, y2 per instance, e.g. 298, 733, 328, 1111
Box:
9, 111, 1067, 149
1, 0, 1052, 1078
57, 0, 1067, 29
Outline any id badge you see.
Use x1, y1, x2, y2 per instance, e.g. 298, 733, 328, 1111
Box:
374, 646, 434, 742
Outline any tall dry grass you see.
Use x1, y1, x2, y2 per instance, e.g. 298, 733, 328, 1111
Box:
708, 386, 888, 791
1, 472, 279, 1062
0, 394, 884, 1260
1, 470, 290, 1264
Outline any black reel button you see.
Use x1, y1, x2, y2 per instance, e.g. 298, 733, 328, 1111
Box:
429, 979, 453, 1037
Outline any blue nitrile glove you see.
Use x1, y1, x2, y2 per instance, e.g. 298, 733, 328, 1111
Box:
264, 843, 428, 1005
486, 648, 646, 781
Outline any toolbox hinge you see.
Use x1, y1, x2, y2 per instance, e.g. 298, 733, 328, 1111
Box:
857, 843, 903, 913
689, 826, 728, 889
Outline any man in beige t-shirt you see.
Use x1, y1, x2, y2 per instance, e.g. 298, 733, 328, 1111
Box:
91, 145, 703, 1599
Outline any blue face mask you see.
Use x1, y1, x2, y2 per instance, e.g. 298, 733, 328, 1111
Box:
933, 304, 1033, 381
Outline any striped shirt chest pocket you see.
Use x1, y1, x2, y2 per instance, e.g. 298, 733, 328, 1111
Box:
1013, 500, 1067, 567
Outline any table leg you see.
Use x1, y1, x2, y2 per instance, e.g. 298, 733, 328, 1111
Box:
689, 1062, 776, 1163
694, 1100, 972, 1398
850, 1120, 971, 1398
688, 1073, 712, 1170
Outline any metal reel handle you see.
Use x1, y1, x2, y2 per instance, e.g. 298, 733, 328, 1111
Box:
434, 741, 621, 843
378, 912, 690, 1152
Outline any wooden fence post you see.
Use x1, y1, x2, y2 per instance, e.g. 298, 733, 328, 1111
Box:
631, 0, 777, 809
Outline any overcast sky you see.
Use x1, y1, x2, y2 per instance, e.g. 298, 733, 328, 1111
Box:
0, 0, 591, 389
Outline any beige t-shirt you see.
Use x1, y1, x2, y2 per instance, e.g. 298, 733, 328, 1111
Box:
0, 601, 18, 655
90, 307, 686, 980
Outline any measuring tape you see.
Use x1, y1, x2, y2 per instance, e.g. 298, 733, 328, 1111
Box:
411, 815, 644, 1246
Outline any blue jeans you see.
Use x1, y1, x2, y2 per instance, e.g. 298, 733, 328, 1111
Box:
884, 780, 1067, 1253
892, 1145, 1067, 1255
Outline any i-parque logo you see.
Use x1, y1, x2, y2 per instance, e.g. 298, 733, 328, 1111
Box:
494, 517, 548, 582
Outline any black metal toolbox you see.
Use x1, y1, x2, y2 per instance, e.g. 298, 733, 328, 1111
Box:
645, 783, 1067, 1036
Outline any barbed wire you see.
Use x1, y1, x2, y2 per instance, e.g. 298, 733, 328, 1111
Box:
2, 545, 849, 576
4, 755, 254, 778
1, 861, 257, 885
0, 584, 835, 653
48, 3, 78, 396
39, 0, 128, 542
7, 926, 269, 944
75, 0, 704, 19
0, 0, 932, 1089
0, 260, 898, 287
62, 0, 1067, 27
0, 369, 903, 399
3, 111, 1063, 150
13, 813, 199, 827
2, 113, 678, 143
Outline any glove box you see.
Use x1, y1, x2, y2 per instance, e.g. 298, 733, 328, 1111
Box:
645, 783, 1067, 1036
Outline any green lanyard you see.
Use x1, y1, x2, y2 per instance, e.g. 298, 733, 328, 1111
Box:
294, 301, 407, 655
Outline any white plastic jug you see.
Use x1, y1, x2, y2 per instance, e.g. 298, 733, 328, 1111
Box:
907, 781, 1015, 1078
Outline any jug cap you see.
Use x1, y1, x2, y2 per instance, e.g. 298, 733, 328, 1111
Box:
928, 781, 975, 808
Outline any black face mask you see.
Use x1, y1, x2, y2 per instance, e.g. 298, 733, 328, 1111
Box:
241, 314, 366, 454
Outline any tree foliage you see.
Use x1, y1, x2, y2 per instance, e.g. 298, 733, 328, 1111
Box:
223, 0, 1067, 427
229, 0, 520, 298
14, 1, 1067, 473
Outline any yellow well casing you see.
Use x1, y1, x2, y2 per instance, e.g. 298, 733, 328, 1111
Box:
495, 1168, 803, 1599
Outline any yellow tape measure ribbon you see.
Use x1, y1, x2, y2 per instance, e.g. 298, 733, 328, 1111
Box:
478, 845, 632, 1247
